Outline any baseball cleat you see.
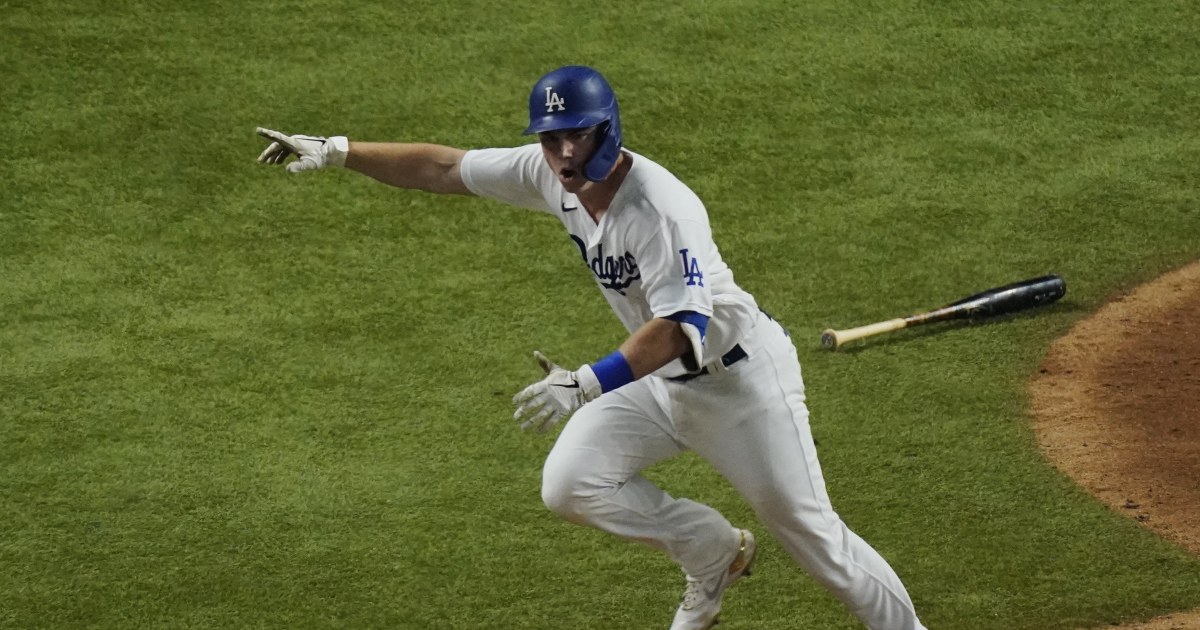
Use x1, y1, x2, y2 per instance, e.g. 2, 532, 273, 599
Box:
669, 528, 757, 630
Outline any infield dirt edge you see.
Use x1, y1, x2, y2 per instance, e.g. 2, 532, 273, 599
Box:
1029, 260, 1200, 630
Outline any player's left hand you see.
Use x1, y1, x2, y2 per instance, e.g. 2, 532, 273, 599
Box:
512, 351, 601, 433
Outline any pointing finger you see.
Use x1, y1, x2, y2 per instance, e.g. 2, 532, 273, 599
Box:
256, 127, 286, 142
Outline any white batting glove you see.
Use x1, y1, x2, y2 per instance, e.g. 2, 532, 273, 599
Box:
512, 351, 602, 433
256, 127, 349, 173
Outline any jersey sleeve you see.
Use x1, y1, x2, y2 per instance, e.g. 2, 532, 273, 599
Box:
636, 216, 716, 366
638, 217, 715, 318
459, 144, 554, 213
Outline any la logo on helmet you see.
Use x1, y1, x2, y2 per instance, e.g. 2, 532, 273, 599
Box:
544, 87, 566, 112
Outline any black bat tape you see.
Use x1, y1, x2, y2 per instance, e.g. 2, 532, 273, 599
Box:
905, 275, 1066, 326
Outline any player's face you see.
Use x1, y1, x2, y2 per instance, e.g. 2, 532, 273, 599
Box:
538, 126, 600, 192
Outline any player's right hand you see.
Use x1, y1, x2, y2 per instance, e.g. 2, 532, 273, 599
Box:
256, 127, 348, 173
512, 351, 601, 433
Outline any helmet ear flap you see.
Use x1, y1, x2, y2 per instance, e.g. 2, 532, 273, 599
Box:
583, 118, 622, 182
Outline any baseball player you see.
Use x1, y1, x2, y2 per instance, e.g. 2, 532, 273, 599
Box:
256, 65, 926, 630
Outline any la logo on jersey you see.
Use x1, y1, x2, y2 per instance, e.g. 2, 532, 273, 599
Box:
544, 87, 566, 112
679, 248, 705, 287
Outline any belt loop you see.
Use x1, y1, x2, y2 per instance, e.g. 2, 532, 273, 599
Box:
719, 343, 748, 368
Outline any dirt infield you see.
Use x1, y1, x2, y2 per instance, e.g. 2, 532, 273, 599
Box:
1029, 261, 1200, 630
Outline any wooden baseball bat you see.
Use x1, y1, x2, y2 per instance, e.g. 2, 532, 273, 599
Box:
821, 274, 1067, 350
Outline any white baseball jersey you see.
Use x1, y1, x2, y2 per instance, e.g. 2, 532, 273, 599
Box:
459, 143, 758, 378
461, 144, 927, 630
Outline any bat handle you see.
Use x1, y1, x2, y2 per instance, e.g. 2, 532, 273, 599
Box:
821, 318, 907, 350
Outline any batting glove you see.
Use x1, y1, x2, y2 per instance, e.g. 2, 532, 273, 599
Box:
512, 351, 601, 433
256, 127, 349, 173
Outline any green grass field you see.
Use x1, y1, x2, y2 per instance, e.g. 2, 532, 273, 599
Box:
4, 1, 1200, 628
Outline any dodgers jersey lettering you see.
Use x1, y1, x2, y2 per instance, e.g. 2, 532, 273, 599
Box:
459, 144, 757, 378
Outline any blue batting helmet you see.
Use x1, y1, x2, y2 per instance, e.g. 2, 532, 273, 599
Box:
523, 65, 622, 182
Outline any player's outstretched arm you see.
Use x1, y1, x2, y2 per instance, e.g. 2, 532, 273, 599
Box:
345, 141, 471, 196
255, 127, 472, 196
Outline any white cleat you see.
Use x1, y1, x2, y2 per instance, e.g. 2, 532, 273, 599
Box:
669, 529, 757, 630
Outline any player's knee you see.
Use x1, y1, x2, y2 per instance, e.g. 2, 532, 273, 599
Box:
540, 476, 578, 520
541, 473, 605, 524
541, 450, 602, 523
767, 515, 860, 591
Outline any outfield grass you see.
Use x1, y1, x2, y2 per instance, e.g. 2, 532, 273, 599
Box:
4, 1, 1200, 628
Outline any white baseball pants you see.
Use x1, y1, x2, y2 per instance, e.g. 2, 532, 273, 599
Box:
541, 310, 926, 630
